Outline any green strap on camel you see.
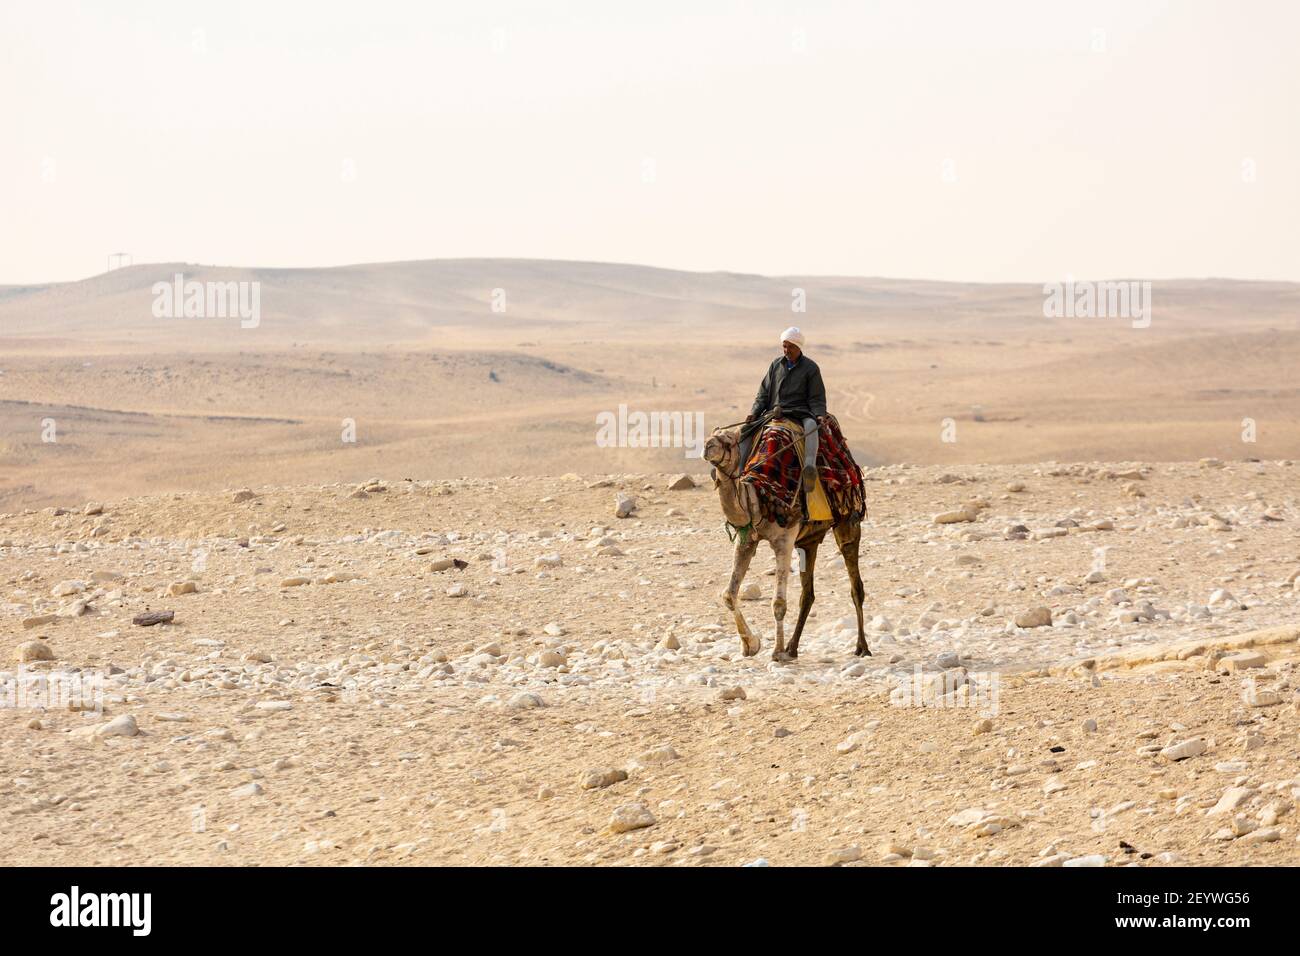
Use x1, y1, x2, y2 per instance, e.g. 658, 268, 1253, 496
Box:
724, 519, 753, 547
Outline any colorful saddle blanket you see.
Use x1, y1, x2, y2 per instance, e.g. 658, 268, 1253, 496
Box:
739, 414, 867, 527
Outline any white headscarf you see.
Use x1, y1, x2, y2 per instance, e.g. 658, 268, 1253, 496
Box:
780, 326, 805, 349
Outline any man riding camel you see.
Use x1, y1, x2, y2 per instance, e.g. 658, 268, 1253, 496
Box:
740, 326, 826, 492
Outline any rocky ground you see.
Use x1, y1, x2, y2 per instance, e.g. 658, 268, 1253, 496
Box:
2, 459, 1298, 866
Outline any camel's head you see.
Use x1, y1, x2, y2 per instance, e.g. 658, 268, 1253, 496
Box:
703, 428, 739, 482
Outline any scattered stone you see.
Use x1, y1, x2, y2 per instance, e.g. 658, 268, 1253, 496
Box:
1246, 689, 1283, 707
823, 845, 863, 865
580, 768, 629, 791
15, 641, 53, 663
1217, 651, 1265, 673
717, 686, 747, 701
1160, 739, 1206, 762
667, 474, 696, 491
1238, 827, 1280, 844
95, 714, 139, 738
1230, 814, 1257, 837
168, 581, 198, 596
1208, 588, 1239, 607
1015, 607, 1052, 628
504, 692, 544, 712
609, 803, 656, 833
1208, 787, 1255, 816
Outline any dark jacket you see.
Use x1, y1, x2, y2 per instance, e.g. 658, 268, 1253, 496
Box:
749, 354, 827, 423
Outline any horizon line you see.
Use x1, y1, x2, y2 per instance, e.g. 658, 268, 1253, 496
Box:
5, 256, 1299, 290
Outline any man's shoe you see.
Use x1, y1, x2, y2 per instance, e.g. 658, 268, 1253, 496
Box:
802, 464, 816, 492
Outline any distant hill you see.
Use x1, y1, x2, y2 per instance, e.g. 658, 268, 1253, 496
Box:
3, 259, 1296, 349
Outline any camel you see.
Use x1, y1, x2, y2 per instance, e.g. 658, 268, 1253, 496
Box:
702, 426, 868, 662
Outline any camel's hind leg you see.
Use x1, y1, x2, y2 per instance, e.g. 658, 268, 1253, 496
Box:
720, 536, 761, 656
834, 521, 870, 656
770, 527, 797, 662
786, 538, 822, 660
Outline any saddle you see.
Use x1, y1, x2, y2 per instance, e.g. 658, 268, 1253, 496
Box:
739, 414, 866, 527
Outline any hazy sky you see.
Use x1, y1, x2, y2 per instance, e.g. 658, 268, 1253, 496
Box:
3, 0, 1297, 284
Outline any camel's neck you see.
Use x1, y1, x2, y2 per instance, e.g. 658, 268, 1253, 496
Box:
715, 461, 754, 528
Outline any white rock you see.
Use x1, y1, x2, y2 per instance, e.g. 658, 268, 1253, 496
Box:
536, 650, 565, 668
1160, 738, 1206, 761
1238, 827, 1280, 844
580, 768, 628, 790
1217, 651, 1265, 673
15, 641, 53, 663
1209, 787, 1255, 816
628, 745, 680, 770
609, 803, 656, 833
505, 692, 544, 711
1014, 607, 1052, 628
823, 845, 863, 865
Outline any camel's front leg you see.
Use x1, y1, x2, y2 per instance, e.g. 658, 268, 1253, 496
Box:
771, 527, 797, 662
720, 536, 760, 656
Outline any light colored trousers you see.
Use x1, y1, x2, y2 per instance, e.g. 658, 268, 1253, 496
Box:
740, 417, 817, 473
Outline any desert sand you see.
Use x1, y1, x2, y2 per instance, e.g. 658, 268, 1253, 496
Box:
1, 260, 1298, 866
3, 260, 1298, 509
2, 460, 1299, 866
